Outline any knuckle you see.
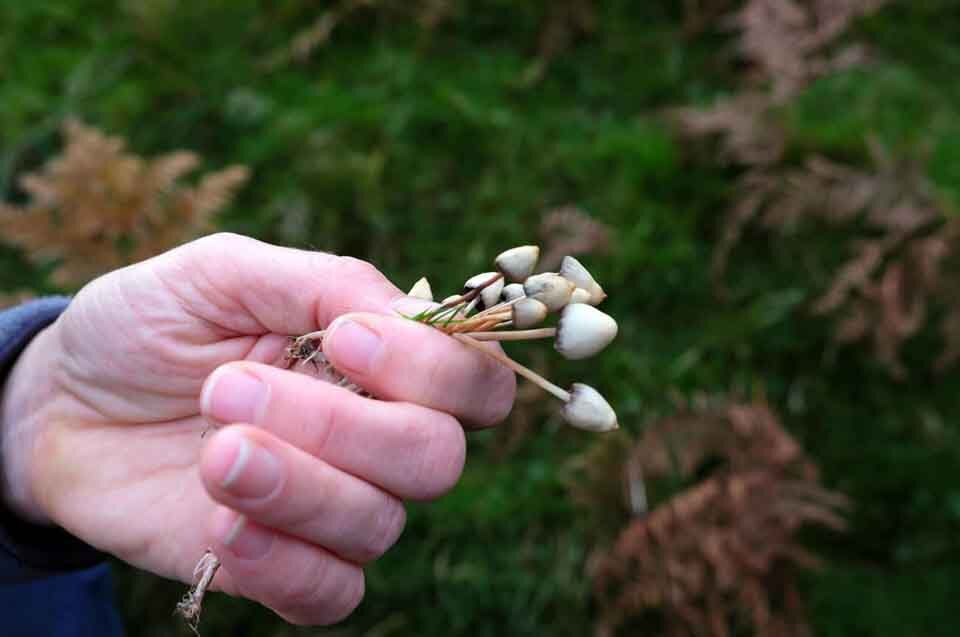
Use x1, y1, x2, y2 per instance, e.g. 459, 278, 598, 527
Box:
178, 232, 258, 270
412, 412, 466, 499
187, 232, 249, 256
275, 555, 336, 619
303, 390, 338, 457
327, 569, 366, 624
283, 466, 342, 530
199, 231, 251, 248
363, 496, 406, 562
334, 255, 383, 283
280, 561, 365, 625
419, 351, 450, 406
477, 365, 517, 428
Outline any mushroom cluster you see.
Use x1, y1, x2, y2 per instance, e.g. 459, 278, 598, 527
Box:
401, 245, 619, 432
286, 245, 619, 432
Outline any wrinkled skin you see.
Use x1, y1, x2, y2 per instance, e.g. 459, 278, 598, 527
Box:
0, 233, 516, 624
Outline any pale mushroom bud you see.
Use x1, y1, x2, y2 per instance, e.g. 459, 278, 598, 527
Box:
523, 272, 575, 312
562, 383, 618, 432
570, 287, 591, 305
512, 297, 549, 329
441, 294, 462, 305
502, 283, 526, 302
495, 245, 540, 282
559, 256, 607, 305
555, 303, 618, 360
463, 272, 504, 310
407, 277, 433, 301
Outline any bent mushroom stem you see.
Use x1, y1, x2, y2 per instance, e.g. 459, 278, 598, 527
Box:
452, 333, 570, 401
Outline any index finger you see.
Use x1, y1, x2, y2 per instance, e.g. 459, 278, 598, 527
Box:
321, 312, 517, 428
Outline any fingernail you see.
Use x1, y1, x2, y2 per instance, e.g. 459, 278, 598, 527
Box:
221, 514, 274, 560
325, 318, 383, 375
202, 367, 269, 425
391, 295, 439, 317
217, 431, 283, 499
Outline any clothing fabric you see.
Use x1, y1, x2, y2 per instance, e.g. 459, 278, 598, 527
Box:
0, 298, 123, 635
0, 563, 123, 637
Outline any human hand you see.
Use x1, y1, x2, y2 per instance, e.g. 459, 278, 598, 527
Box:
0, 233, 516, 624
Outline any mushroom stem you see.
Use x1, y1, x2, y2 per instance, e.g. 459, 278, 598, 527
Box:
449, 308, 512, 332
464, 328, 557, 341
462, 297, 480, 316
452, 334, 570, 401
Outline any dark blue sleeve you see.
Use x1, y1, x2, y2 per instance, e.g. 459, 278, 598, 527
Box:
0, 298, 124, 635
0, 297, 107, 583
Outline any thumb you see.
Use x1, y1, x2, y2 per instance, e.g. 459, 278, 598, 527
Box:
155, 233, 415, 336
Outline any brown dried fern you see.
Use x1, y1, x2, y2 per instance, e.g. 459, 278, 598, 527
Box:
583, 401, 847, 637
672, 0, 960, 376
729, 0, 886, 101
0, 120, 249, 288
539, 205, 612, 271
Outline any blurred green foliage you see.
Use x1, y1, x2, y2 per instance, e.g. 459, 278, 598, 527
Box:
3, 1, 960, 635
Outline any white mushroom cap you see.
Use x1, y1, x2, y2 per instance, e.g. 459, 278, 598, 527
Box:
464, 272, 505, 310
560, 256, 606, 305
523, 272, 575, 312
502, 283, 526, 302
562, 383, 618, 432
570, 287, 591, 304
495, 245, 540, 282
407, 277, 433, 301
511, 297, 549, 329
555, 303, 618, 360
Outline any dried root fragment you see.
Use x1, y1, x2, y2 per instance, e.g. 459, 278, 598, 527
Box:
175, 550, 221, 635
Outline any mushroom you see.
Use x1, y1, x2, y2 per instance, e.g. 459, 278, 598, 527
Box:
464, 272, 505, 310
523, 273, 575, 312
407, 277, 433, 301
495, 245, 540, 282
560, 256, 606, 305
561, 383, 618, 432
555, 303, 618, 360
501, 283, 526, 302
512, 297, 549, 329
570, 287, 591, 304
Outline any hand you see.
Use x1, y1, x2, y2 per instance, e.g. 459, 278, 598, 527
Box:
0, 233, 515, 624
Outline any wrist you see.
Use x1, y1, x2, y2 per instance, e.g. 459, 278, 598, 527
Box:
1, 322, 61, 525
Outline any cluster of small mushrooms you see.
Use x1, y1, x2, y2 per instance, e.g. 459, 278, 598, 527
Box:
289, 244, 620, 432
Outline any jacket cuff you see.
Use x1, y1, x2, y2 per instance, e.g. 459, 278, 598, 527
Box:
0, 297, 108, 582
